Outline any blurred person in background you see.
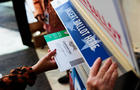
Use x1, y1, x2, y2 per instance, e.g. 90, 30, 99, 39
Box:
32, 0, 69, 84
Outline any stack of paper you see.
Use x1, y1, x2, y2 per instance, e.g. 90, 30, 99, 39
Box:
44, 30, 84, 72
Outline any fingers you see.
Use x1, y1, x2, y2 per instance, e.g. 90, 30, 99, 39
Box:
97, 58, 112, 78
109, 69, 118, 87
103, 62, 118, 82
48, 49, 51, 52
41, 14, 45, 20
37, 15, 45, 23
47, 49, 56, 59
87, 57, 118, 90
89, 57, 102, 77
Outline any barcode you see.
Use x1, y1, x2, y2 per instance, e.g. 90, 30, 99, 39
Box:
70, 58, 84, 67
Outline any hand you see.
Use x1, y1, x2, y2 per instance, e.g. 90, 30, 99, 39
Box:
32, 49, 58, 74
87, 57, 118, 90
36, 14, 45, 23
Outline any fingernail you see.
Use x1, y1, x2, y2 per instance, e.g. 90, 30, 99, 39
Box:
107, 57, 112, 62
48, 49, 50, 52
97, 57, 101, 60
97, 57, 102, 62
108, 57, 112, 60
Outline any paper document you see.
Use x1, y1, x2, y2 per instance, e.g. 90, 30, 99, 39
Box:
44, 30, 84, 72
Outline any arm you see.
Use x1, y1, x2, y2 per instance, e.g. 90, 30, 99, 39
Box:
0, 49, 57, 89
33, 0, 45, 23
0, 67, 36, 90
87, 57, 118, 90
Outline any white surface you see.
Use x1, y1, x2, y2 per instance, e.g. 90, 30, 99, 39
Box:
0, 27, 28, 55
0, 74, 2, 78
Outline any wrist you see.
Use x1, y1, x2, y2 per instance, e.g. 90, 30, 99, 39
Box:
32, 64, 40, 74
31, 59, 48, 74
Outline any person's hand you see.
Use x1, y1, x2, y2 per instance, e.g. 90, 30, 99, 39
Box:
32, 49, 58, 74
87, 57, 118, 90
36, 14, 45, 24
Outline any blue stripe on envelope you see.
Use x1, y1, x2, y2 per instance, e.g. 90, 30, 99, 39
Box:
54, 1, 112, 67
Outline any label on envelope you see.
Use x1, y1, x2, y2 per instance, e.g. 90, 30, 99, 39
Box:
44, 30, 84, 72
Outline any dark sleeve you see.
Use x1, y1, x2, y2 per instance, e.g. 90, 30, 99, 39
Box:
0, 67, 37, 90
135, 80, 140, 90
